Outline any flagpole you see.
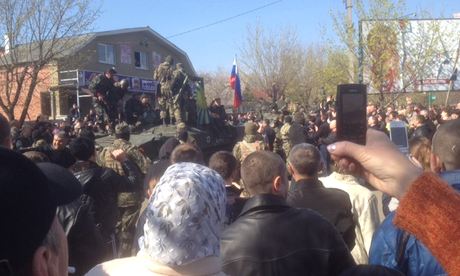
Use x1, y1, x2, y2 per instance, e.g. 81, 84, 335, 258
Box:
233, 55, 237, 122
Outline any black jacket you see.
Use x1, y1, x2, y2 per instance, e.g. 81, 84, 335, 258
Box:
264, 126, 276, 151
70, 161, 120, 239
58, 197, 107, 276
287, 179, 356, 250
221, 194, 355, 276
314, 121, 330, 143
51, 147, 76, 168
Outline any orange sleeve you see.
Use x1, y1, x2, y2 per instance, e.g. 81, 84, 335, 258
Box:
394, 172, 460, 275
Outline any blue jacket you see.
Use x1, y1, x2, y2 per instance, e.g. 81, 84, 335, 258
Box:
369, 170, 460, 276
369, 212, 446, 276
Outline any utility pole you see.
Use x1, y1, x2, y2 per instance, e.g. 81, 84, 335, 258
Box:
346, 0, 355, 83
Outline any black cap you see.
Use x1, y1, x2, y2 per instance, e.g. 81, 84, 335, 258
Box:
0, 148, 82, 267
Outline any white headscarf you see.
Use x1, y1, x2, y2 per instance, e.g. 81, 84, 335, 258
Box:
139, 162, 226, 266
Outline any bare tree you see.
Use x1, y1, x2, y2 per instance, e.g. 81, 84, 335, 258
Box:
201, 68, 234, 107
0, 0, 99, 125
239, 24, 305, 106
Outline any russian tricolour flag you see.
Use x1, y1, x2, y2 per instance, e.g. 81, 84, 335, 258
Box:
230, 57, 242, 109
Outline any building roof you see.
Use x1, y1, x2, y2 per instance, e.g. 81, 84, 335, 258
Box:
1, 26, 197, 76
0, 34, 95, 65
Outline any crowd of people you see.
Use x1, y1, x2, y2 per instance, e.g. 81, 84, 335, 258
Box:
1, 93, 460, 276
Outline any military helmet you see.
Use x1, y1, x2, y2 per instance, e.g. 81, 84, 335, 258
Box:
244, 122, 258, 136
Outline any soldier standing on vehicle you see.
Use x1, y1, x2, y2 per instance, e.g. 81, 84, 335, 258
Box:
154, 56, 175, 125
171, 63, 190, 123
89, 68, 118, 132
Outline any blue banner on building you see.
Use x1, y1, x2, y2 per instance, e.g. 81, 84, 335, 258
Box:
80, 71, 157, 94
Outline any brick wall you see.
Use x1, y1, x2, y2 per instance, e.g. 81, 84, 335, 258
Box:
0, 64, 57, 122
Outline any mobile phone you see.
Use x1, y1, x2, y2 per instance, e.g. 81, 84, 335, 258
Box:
336, 84, 367, 145
389, 121, 409, 155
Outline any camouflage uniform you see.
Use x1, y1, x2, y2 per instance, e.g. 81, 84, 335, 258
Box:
232, 135, 266, 164
154, 56, 179, 123
98, 124, 151, 257
280, 122, 292, 158
232, 122, 266, 164
171, 63, 191, 123
273, 127, 285, 160
89, 73, 117, 128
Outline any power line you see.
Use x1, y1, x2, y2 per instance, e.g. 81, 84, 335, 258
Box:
166, 0, 283, 39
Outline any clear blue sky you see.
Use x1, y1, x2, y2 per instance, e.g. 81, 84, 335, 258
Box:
94, 0, 459, 72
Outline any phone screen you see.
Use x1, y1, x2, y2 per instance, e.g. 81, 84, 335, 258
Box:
390, 127, 408, 148
343, 93, 365, 118
337, 88, 367, 144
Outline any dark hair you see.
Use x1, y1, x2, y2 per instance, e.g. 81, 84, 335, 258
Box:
397, 114, 408, 124
432, 118, 460, 170
177, 130, 188, 143
284, 115, 292, 124
69, 137, 95, 161
0, 113, 11, 146
390, 111, 398, 119
144, 159, 170, 192
208, 151, 237, 180
78, 127, 96, 141
415, 114, 426, 124
288, 143, 321, 176
170, 144, 204, 164
293, 112, 305, 125
241, 151, 285, 195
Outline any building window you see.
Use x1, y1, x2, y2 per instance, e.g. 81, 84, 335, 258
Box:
98, 43, 115, 64
134, 51, 148, 69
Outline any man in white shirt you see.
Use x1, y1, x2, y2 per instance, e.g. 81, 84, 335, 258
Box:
320, 171, 382, 264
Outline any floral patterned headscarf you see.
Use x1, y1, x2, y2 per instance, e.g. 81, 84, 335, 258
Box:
139, 162, 226, 266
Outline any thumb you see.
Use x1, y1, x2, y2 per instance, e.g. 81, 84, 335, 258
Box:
327, 140, 367, 163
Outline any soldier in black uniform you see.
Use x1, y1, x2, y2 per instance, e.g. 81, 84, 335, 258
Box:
89, 68, 118, 131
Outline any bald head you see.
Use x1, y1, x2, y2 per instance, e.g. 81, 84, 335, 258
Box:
288, 143, 321, 177
432, 118, 460, 170
241, 151, 287, 196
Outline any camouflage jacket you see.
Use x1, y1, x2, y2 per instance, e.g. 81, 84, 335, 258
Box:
89, 74, 114, 98
280, 123, 292, 143
98, 139, 151, 176
233, 134, 266, 163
